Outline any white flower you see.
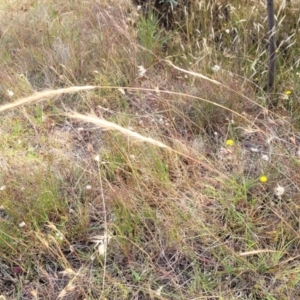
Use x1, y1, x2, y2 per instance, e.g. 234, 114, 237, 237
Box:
261, 154, 269, 161
0, 185, 6, 191
137, 65, 146, 78
7, 90, 14, 97
19, 221, 26, 228
55, 232, 64, 241
274, 185, 285, 199
212, 65, 221, 72
86, 185, 92, 190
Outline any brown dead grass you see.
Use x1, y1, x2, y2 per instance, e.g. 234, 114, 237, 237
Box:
0, 0, 300, 300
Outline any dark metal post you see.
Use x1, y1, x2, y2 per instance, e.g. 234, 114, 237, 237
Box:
267, 0, 276, 103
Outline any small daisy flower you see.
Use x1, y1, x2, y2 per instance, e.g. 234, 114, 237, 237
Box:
226, 139, 234, 146
212, 65, 221, 72
138, 65, 147, 78
137, 65, 146, 78
259, 175, 268, 183
274, 184, 285, 199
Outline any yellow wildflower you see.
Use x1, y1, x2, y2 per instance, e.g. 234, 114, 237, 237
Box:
259, 175, 268, 183
285, 90, 292, 95
226, 139, 234, 146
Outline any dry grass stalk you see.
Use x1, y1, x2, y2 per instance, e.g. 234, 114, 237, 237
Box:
0, 86, 97, 113
165, 60, 221, 86
239, 250, 279, 256
66, 112, 172, 150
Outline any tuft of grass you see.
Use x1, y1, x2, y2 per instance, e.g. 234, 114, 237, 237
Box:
137, 10, 171, 66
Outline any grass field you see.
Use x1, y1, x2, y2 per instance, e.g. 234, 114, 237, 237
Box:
0, 0, 300, 299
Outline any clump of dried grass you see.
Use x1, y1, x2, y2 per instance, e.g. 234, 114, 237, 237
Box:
0, 85, 172, 152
